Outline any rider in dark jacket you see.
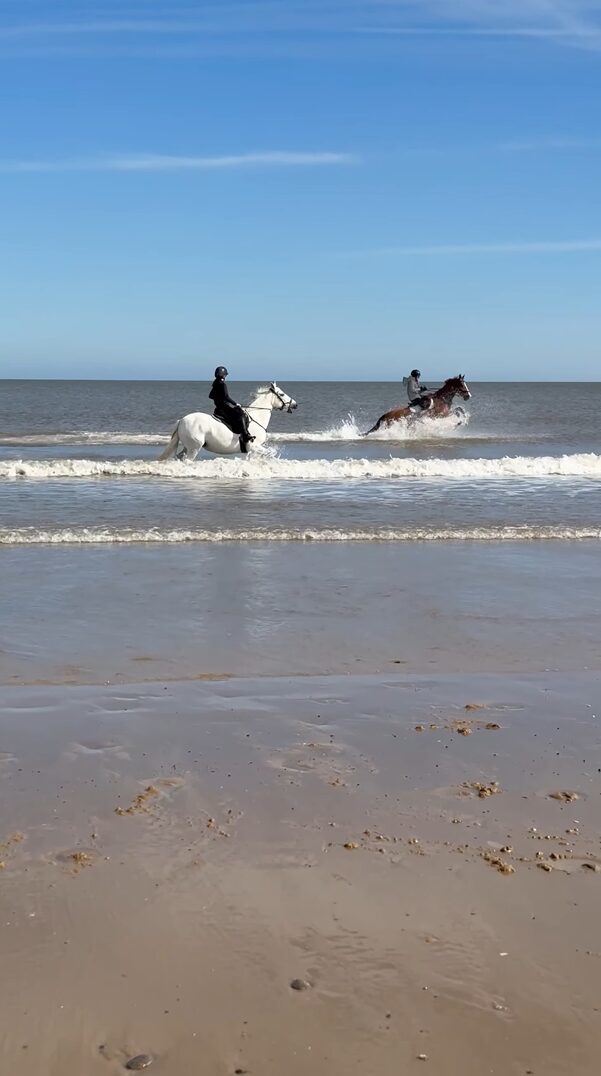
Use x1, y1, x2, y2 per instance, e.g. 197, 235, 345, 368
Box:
209, 367, 254, 452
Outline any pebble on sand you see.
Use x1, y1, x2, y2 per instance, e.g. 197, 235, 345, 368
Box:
125, 1055, 153, 1070
290, 978, 311, 991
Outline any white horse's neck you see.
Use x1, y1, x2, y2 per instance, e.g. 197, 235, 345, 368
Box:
245, 389, 276, 431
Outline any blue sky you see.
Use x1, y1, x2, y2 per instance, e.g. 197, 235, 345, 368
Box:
1, 1, 600, 380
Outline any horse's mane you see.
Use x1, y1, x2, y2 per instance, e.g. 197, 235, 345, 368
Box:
432, 375, 465, 398
246, 384, 274, 405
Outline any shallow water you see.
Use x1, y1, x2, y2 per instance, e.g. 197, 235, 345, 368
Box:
2, 541, 600, 685
1, 380, 600, 543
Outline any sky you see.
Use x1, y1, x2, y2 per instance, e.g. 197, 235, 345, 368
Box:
1, 1, 600, 380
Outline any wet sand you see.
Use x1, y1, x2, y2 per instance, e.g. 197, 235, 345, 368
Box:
2, 540, 601, 1074
2, 541, 601, 684
2, 672, 601, 1076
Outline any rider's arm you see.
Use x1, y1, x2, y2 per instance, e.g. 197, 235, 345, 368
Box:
210, 381, 236, 407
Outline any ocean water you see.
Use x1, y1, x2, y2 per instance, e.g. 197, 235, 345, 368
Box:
1, 379, 600, 544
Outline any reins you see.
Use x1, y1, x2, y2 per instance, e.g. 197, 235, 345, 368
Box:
243, 387, 290, 431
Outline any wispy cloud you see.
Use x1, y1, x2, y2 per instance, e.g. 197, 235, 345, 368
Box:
0, 151, 356, 174
344, 239, 601, 257
358, 0, 601, 51
355, 26, 588, 38
1, 0, 600, 55
495, 136, 601, 151
0, 20, 230, 38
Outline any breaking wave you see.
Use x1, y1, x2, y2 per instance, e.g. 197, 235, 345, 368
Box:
1, 453, 601, 482
0, 412, 467, 448
0, 431, 164, 447
1, 525, 600, 545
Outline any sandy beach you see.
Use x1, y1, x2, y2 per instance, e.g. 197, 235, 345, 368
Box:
2, 541, 601, 1076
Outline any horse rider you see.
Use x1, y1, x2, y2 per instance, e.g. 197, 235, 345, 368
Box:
209, 367, 255, 452
404, 369, 433, 412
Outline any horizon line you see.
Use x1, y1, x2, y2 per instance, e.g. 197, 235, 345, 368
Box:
2, 376, 600, 384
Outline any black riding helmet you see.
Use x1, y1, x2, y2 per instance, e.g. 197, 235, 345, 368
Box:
214, 366, 229, 379
411, 368, 421, 378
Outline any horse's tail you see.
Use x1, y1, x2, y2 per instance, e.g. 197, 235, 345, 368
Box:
158, 426, 179, 461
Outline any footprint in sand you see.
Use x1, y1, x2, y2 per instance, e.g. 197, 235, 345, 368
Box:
265, 740, 369, 789
67, 740, 130, 762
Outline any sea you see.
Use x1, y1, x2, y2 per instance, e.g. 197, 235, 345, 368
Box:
1, 379, 600, 544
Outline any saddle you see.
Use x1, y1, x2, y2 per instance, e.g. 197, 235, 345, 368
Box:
213, 410, 253, 453
213, 411, 234, 432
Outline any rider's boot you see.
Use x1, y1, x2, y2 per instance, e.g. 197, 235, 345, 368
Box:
240, 420, 255, 450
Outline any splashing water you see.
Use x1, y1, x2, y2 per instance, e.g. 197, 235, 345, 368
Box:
270, 411, 469, 443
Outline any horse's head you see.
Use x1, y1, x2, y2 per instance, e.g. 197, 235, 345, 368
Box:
443, 374, 471, 400
268, 382, 298, 412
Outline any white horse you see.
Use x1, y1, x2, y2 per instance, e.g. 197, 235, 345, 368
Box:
159, 382, 298, 461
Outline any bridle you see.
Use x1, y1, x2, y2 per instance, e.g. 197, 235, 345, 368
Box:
434, 378, 470, 403
268, 384, 295, 412
244, 385, 295, 432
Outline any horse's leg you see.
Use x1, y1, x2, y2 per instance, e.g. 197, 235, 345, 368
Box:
179, 433, 203, 461
363, 416, 383, 435
177, 423, 203, 461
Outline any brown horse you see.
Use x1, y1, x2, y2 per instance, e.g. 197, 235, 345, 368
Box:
363, 375, 472, 435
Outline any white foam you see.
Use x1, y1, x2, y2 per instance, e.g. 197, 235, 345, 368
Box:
1, 525, 600, 545
1, 453, 601, 482
0, 431, 165, 447
271, 412, 468, 442
0, 413, 467, 447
